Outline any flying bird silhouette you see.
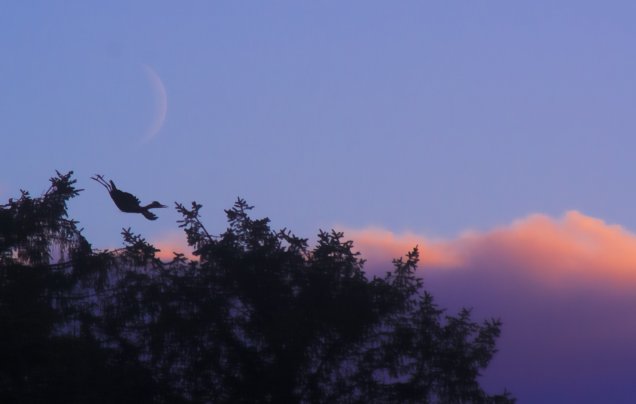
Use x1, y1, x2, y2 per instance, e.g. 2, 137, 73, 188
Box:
91, 174, 167, 220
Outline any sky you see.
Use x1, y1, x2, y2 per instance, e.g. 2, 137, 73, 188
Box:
3, 1, 636, 401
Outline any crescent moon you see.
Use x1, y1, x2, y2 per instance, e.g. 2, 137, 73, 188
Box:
141, 64, 168, 143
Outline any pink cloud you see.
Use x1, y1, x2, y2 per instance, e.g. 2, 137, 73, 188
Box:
341, 211, 636, 401
344, 211, 636, 289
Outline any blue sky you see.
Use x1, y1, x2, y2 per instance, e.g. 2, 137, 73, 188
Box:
4, 1, 636, 242
3, 2, 636, 401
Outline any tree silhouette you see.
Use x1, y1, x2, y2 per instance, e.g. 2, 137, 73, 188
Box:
0, 172, 514, 403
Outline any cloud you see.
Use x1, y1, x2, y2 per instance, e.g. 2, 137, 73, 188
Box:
341, 211, 636, 402
345, 211, 636, 289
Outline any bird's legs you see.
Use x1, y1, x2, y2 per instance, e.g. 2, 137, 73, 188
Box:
91, 174, 112, 192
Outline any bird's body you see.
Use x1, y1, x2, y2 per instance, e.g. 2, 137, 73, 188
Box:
92, 175, 167, 220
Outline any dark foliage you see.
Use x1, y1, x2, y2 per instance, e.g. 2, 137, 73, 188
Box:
0, 172, 514, 403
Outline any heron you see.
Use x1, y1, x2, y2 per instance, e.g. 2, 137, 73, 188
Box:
91, 174, 167, 220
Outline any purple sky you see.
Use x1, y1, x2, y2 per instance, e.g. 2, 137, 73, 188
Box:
348, 211, 636, 402
3, 2, 636, 401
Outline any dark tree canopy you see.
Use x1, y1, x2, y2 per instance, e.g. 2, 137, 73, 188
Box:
0, 172, 514, 403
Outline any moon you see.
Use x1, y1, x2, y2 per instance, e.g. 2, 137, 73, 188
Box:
141, 64, 168, 143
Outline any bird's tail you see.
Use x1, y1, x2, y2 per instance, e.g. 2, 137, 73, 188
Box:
141, 210, 159, 221
144, 201, 167, 210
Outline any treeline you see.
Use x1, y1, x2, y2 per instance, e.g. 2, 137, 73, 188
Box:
0, 172, 513, 403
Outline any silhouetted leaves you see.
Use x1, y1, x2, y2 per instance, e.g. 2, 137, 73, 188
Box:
0, 173, 514, 403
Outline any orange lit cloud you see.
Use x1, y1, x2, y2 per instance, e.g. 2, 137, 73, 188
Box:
344, 211, 636, 288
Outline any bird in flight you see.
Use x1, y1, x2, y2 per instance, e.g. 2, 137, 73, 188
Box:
91, 174, 167, 220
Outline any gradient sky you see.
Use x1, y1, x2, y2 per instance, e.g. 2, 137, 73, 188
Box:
3, 2, 636, 402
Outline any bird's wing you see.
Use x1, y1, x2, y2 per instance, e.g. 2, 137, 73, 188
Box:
116, 190, 142, 206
